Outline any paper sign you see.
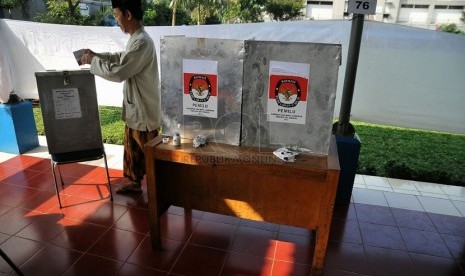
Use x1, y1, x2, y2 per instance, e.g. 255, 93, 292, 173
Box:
267, 61, 310, 124
52, 88, 82, 119
347, 0, 377, 15
182, 59, 218, 118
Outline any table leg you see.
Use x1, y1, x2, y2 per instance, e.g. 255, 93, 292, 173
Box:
145, 141, 162, 250
311, 229, 326, 275
150, 218, 162, 249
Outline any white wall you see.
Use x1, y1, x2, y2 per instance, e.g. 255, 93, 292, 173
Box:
1, 19, 464, 134
433, 9, 464, 24
306, 5, 333, 19
398, 8, 429, 23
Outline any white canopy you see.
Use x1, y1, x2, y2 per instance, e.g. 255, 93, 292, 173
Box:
1, 19, 464, 134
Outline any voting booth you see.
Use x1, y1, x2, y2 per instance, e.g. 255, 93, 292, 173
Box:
160, 37, 341, 155
242, 41, 341, 155
160, 37, 244, 146
35, 70, 113, 207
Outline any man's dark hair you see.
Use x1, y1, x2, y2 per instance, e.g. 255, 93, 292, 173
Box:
111, 0, 143, 20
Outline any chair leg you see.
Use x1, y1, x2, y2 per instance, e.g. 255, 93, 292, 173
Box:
103, 151, 113, 202
51, 160, 63, 208
0, 249, 24, 276
57, 164, 65, 187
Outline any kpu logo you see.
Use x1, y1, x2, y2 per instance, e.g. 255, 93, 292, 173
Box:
274, 78, 301, 108
188, 75, 211, 102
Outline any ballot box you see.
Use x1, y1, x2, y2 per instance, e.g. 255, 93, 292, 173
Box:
34, 70, 103, 155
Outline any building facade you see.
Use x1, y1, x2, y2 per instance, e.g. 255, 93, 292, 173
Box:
305, 0, 465, 30
2, 0, 464, 31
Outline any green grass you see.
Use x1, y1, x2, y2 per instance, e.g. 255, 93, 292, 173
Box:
33, 105, 125, 145
353, 121, 465, 186
33, 106, 465, 186
97, 106, 126, 144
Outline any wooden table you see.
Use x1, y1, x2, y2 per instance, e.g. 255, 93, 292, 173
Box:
144, 136, 340, 275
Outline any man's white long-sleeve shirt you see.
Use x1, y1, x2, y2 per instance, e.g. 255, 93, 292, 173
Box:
90, 27, 161, 132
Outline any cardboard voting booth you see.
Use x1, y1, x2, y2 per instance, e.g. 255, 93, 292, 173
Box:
242, 41, 341, 155
160, 37, 341, 155
160, 37, 244, 146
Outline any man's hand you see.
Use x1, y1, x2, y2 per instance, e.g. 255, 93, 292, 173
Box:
80, 49, 95, 65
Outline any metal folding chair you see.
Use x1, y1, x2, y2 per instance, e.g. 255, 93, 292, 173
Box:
51, 147, 113, 208
0, 248, 24, 276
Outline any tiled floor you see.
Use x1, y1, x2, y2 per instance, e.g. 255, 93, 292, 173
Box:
0, 137, 464, 276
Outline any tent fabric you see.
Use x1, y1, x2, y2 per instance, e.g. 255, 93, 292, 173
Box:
0, 21, 13, 102
0, 19, 464, 134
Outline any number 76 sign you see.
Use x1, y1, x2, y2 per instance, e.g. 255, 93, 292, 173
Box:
347, 0, 377, 14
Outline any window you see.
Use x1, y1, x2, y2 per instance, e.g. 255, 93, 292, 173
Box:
401, 4, 429, 9
434, 5, 464, 10
307, 1, 333, 5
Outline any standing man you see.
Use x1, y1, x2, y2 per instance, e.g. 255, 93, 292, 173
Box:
80, 0, 161, 193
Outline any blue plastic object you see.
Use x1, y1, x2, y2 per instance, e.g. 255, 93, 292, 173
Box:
0, 101, 39, 154
335, 134, 361, 204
